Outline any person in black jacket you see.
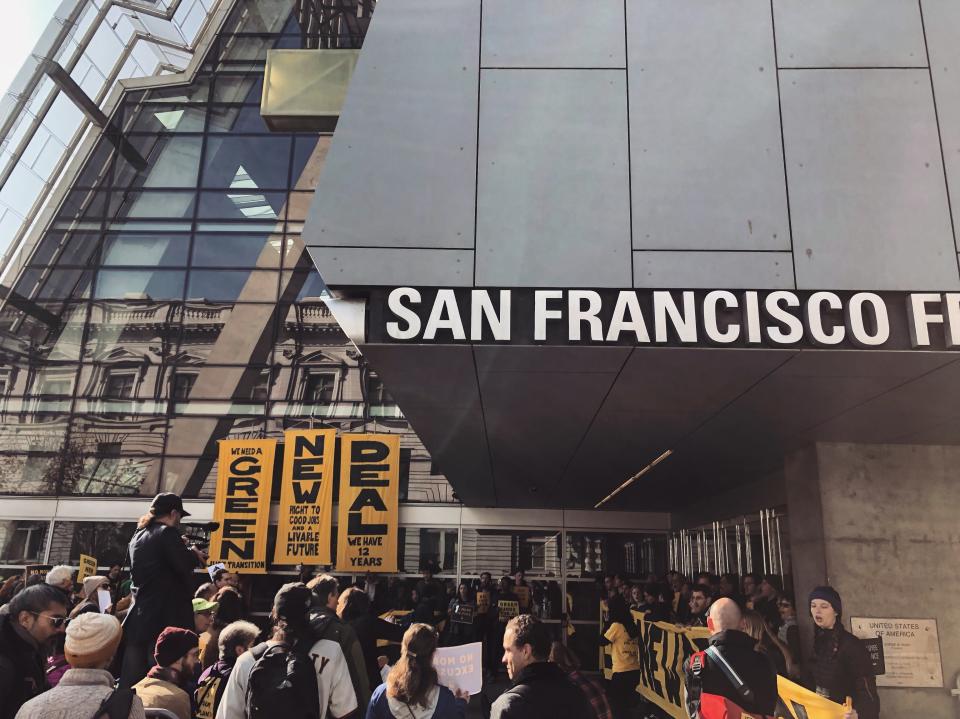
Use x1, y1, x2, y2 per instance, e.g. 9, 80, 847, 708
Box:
490, 614, 592, 719
684, 598, 778, 718
338, 586, 405, 692
119, 492, 206, 688
0, 584, 68, 719
808, 586, 878, 719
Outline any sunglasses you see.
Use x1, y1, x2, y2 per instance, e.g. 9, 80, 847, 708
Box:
30, 611, 68, 628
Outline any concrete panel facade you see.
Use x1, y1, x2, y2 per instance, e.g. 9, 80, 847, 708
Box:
786, 442, 960, 717
481, 0, 625, 69
781, 69, 958, 290
475, 69, 631, 287
633, 250, 793, 288
627, 0, 789, 252
773, 0, 927, 68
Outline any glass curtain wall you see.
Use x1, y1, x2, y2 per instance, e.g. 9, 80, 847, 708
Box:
0, 0, 451, 502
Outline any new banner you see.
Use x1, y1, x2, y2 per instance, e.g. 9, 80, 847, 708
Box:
336, 434, 400, 572
274, 429, 336, 565
210, 439, 276, 573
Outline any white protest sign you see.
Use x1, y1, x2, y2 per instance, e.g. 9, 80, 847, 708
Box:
207, 562, 225, 581
97, 588, 112, 613
433, 642, 482, 695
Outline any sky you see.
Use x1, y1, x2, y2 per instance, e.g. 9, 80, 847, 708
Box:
0, 0, 62, 97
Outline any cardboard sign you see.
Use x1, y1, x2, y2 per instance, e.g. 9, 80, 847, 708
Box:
851, 617, 942, 687
24, 564, 52, 580
513, 584, 531, 609
209, 439, 277, 573
77, 554, 98, 584
476, 590, 490, 614
274, 429, 336, 564
433, 642, 482, 695
96, 587, 112, 612
336, 434, 400, 572
498, 599, 519, 622
452, 602, 475, 624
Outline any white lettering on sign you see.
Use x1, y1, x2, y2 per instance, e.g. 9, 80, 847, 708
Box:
382, 288, 960, 349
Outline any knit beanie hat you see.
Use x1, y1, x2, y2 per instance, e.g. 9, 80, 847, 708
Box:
808, 586, 842, 617
65, 613, 122, 668
82, 575, 107, 600
154, 626, 198, 667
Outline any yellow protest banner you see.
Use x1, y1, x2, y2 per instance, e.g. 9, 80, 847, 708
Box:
498, 600, 520, 622
634, 615, 710, 719
209, 439, 276, 574
513, 584, 531, 610
476, 590, 491, 615
273, 429, 336, 565
776, 676, 847, 719
336, 434, 400, 572
77, 554, 98, 584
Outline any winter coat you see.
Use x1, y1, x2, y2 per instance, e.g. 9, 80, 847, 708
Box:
0, 613, 47, 719
683, 629, 779, 718
13, 668, 145, 719
365, 683, 466, 719
348, 614, 406, 692
810, 625, 879, 719
489, 661, 592, 719
122, 522, 199, 647
311, 608, 372, 709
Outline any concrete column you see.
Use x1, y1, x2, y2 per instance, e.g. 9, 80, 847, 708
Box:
785, 442, 960, 717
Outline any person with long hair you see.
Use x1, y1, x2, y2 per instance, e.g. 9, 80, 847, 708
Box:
200, 586, 244, 669
599, 593, 641, 719
339, 587, 406, 692
366, 623, 468, 718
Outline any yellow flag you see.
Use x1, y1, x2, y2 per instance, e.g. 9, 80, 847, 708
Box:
336, 434, 400, 572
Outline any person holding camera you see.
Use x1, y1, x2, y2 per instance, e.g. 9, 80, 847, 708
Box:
120, 493, 207, 688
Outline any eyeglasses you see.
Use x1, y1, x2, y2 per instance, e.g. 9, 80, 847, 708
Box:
30, 611, 68, 628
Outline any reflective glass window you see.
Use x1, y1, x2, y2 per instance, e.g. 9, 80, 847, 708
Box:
46, 521, 137, 566
460, 528, 563, 578
0, 453, 62, 495
126, 104, 207, 134
20, 269, 93, 301
94, 269, 186, 301
211, 72, 264, 104
29, 231, 101, 268
101, 233, 190, 267
0, 409, 70, 454
0, 302, 87, 363
0, 520, 49, 564
191, 233, 283, 268
208, 103, 272, 133
84, 301, 176, 363
201, 136, 292, 189
113, 134, 203, 189
196, 191, 286, 221
108, 190, 196, 220
187, 270, 278, 302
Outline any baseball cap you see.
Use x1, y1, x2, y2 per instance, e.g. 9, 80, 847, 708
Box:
192, 597, 219, 613
150, 492, 190, 517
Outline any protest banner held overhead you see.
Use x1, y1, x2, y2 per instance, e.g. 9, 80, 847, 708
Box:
209, 439, 276, 573
336, 433, 400, 572
77, 554, 98, 584
274, 428, 336, 565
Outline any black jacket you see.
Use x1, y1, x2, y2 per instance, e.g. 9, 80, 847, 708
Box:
810, 625, 879, 719
122, 521, 200, 645
490, 661, 593, 719
347, 613, 406, 691
684, 629, 778, 718
0, 613, 47, 719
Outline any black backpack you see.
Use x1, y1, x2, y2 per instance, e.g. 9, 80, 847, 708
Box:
244, 641, 321, 719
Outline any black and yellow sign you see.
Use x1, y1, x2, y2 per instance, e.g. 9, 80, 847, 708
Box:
273, 429, 335, 565
336, 434, 400, 572
24, 564, 52, 580
513, 584, 531, 610
452, 602, 475, 624
210, 439, 276, 574
77, 554, 98, 584
498, 599, 520, 622
476, 590, 490, 614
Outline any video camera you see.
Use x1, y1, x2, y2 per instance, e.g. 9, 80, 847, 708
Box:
182, 521, 220, 551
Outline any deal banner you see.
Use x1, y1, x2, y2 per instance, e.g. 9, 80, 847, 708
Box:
273, 429, 336, 565
210, 439, 276, 573
603, 610, 847, 719
336, 433, 400, 572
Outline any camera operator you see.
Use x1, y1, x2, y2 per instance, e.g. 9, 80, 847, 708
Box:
120, 492, 207, 688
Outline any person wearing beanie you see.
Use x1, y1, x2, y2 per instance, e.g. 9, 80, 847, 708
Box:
216, 582, 358, 719
807, 586, 879, 719
14, 613, 145, 719
131, 626, 200, 719
68, 575, 111, 619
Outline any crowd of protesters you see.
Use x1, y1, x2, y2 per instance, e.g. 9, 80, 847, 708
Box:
0, 494, 877, 719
